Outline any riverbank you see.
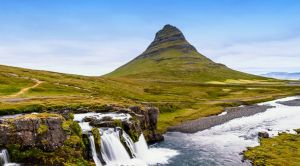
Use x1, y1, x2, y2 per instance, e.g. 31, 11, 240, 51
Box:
168, 105, 274, 133
244, 129, 300, 166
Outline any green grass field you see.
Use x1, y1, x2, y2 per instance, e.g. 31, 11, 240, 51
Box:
1, 64, 300, 132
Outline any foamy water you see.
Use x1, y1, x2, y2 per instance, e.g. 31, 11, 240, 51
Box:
156, 96, 300, 166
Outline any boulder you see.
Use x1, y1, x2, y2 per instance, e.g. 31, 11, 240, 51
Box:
258, 131, 269, 138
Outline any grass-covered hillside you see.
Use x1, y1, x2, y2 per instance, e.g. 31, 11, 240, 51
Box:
1, 64, 300, 133
1, 25, 300, 133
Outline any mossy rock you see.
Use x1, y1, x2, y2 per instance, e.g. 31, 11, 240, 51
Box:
91, 128, 101, 153
38, 124, 48, 135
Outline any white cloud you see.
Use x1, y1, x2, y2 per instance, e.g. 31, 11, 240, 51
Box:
0, 38, 149, 75
199, 36, 300, 74
1, 33, 300, 76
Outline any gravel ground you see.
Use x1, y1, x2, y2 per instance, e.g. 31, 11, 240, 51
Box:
167, 105, 274, 133
277, 99, 300, 106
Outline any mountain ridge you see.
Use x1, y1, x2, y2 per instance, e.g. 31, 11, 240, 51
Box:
262, 72, 300, 80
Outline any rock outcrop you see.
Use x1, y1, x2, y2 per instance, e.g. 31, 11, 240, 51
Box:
129, 106, 164, 143
0, 113, 66, 151
0, 113, 92, 165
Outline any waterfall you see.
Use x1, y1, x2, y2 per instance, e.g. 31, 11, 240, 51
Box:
74, 112, 178, 166
100, 129, 131, 164
122, 132, 137, 158
0, 149, 10, 165
134, 134, 179, 165
88, 135, 103, 166
0, 149, 19, 166
134, 134, 149, 159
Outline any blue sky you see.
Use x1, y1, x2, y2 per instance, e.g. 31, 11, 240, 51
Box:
1, 0, 300, 75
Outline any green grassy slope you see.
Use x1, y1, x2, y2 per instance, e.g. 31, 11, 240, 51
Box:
1, 64, 300, 132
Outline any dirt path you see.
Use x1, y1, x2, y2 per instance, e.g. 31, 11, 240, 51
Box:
9, 79, 44, 98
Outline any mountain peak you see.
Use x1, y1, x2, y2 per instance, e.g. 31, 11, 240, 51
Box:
139, 24, 196, 58
155, 24, 184, 41
107, 24, 259, 82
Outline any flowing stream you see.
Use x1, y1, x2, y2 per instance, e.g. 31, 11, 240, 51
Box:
155, 96, 300, 166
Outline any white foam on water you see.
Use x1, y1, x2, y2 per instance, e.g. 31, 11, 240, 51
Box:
162, 96, 300, 165
135, 134, 179, 165
74, 112, 131, 122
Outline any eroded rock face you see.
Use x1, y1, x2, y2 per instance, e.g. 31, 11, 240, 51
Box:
129, 106, 164, 143
0, 115, 67, 151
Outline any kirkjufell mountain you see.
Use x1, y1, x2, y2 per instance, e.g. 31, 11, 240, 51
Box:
106, 24, 261, 82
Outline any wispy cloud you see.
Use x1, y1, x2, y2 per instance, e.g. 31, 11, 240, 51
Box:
200, 35, 300, 74
0, 38, 149, 75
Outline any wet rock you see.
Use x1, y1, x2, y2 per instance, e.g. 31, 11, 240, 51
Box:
83, 116, 96, 122
258, 132, 269, 138
89, 120, 116, 128
122, 120, 142, 142
100, 116, 113, 121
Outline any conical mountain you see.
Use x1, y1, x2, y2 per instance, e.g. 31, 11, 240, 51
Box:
106, 24, 261, 82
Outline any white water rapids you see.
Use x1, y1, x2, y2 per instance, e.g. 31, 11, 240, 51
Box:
156, 96, 300, 165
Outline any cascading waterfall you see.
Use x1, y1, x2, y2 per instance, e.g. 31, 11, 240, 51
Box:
100, 129, 131, 163
88, 135, 103, 166
122, 132, 137, 157
134, 134, 149, 159
0, 149, 19, 166
0, 149, 9, 165
74, 112, 178, 166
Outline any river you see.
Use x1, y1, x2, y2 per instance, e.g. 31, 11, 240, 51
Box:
154, 96, 300, 166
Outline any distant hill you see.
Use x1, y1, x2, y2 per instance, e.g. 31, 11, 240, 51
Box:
106, 24, 263, 82
261, 72, 300, 80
